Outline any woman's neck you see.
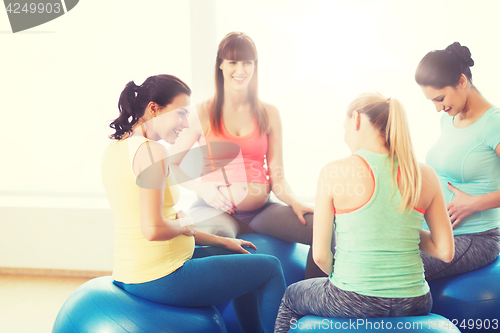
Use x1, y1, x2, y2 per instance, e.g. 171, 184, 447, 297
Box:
352, 132, 389, 155
223, 91, 250, 113
459, 87, 493, 121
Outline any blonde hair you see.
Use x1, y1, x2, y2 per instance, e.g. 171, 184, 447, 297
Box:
346, 92, 421, 211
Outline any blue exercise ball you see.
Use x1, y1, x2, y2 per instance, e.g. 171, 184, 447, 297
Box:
428, 256, 500, 333
238, 233, 309, 286
212, 233, 309, 333
289, 313, 459, 332
52, 276, 226, 333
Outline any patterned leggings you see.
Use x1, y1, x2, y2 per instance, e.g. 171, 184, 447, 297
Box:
421, 227, 500, 280
274, 278, 432, 333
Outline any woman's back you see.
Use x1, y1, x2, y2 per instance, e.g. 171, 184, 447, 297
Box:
102, 137, 194, 284
330, 150, 429, 298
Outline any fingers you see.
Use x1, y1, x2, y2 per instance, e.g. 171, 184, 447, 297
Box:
447, 205, 469, 228
213, 198, 234, 213
204, 183, 235, 212
451, 218, 462, 229
449, 209, 463, 228
217, 187, 235, 212
183, 225, 196, 236
299, 215, 306, 225
208, 194, 234, 213
242, 241, 257, 251
177, 210, 188, 218
294, 211, 306, 225
238, 248, 251, 254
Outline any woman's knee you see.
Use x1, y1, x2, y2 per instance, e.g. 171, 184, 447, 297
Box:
190, 211, 239, 238
261, 254, 282, 270
255, 254, 285, 280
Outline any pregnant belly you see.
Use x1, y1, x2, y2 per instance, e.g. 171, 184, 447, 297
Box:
218, 182, 270, 211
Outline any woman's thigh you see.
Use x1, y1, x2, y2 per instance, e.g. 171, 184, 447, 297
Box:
116, 254, 284, 307
281, 278, 431, 318
248, 202, 314, 246
421, 228, 500, 280
188, 199, 240, 238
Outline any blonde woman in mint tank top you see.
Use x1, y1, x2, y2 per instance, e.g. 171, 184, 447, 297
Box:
169, 32, 330, 279
274, 93, 454, 332
415, 42, 500, 280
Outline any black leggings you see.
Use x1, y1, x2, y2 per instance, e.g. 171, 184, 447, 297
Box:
274, 278, 432, 333
189, 197, 335, 279
421, 227, 500, 280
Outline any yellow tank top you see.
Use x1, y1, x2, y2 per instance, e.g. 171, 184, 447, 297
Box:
102, 136, 194, 284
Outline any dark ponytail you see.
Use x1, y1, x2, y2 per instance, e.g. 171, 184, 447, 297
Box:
415, 42, 474, 89
109, 74, 191, 140
109, 81, 140, 140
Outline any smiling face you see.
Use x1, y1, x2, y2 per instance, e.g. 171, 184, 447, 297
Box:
153, 93, 191, 144
420, 74, 469, 116
219, 59, 255, 92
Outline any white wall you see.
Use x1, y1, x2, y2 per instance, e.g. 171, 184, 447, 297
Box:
0, 0, 192, 271
211, 0, 500, 196
1, 0, 499, 271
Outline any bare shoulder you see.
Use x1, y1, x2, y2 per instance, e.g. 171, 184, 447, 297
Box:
195, 100, 210, 122
196, 100, 209, 115
419, 162, 438, 181
261, 102, 280, 121
418, 162, 441, 198
132, 140, 169, 177
326, 155, 362, 168
261, 102, 280, 133
261, 102, 279, 114
194, 100, 211, 134
319, 156, 360, 180
137, 140, 168, 162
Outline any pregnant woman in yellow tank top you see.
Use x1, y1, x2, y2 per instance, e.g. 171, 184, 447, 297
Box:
102, 74, 285, 333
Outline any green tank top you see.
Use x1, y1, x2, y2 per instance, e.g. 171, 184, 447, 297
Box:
330, 150, 429, 298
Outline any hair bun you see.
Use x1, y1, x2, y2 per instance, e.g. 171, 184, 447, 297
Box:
446, 42, 474, 67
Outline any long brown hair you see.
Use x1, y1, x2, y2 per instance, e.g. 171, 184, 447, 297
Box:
346, 92, 421, 211
210, 32, 268, 136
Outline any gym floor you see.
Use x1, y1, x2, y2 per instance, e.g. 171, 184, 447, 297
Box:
0, 275, 90, 333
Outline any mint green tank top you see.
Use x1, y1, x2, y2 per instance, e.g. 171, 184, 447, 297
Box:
329, 150, 429, 298
425, 107, 500, 235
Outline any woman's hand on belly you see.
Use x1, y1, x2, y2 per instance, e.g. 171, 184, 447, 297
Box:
447, 182, 478, 228
198, 182, 235, 213
218, 182, 270, 211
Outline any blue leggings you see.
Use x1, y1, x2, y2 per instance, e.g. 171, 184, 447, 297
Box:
114, 250, 286, 333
